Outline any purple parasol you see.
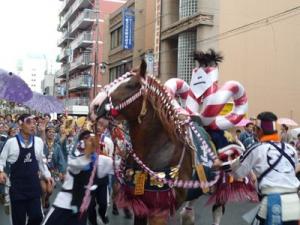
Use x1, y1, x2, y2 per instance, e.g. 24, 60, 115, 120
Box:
0, 69, 33, 103
23, 92, 64, 113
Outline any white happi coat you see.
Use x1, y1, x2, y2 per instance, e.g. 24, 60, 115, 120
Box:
231, 142, 300, 221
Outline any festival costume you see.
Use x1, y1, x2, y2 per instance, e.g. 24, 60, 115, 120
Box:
0, 134, 51, 225
43, 152, 114, 225
164, 59, 257, 205
230, 117, 300, 225
88, 131, 113, 225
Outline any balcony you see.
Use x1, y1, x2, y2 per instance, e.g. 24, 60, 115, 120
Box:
56, 65, 69, 78
55, 84, 66, 96
70, 52, 94, 72
70, 9, 96, 36
70, 32, 93, 50
66, 97, 89, 106
57, 29, 74, 47
59, 0, 75, 17
60, 0, 93, 29
57, 48, 71, 62
69, 74, 92, 91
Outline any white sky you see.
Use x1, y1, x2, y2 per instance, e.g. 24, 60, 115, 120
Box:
0, 0, 61, 73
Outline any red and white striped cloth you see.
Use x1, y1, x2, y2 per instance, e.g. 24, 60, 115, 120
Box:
164, 67, 248, 130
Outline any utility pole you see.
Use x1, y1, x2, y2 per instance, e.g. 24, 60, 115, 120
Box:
93, 2, 100, 98
66, 21, 71, 104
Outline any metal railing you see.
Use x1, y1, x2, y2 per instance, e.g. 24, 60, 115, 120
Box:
70, 52, 93, 71
59, 0, 75, 17
55, 65, 68, 78
55, 84, 66, 96
69, 74, 92, 90
66, 97, 89, 106
60, 0, 92, 28
57, 29, 74, 47
58, 47, 71, 61
70, 9, 96, 34
70, 31, 93, 50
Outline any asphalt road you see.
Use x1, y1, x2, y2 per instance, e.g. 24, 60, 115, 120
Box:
0, 187, 257, 225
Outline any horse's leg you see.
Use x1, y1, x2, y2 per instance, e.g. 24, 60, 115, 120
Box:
212, 204, 225, 225
134, 215, 147, 225
149, 215, 168, 225
180, 200, 195, 225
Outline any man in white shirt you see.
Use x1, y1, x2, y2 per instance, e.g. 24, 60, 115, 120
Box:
0, 114, 53, 225
218, 111, 300, 225
43, 130, 114, 225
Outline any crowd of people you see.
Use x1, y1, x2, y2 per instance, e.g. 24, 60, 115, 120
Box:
0, 111, 299, 225
236, 119, 300, 160
0, 113, 132, 225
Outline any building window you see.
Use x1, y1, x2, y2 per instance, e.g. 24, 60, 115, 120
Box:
109, 61, 132, 82
110, 26, 123, 49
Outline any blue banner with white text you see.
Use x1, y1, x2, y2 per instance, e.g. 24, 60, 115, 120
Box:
122, 8, 134, 50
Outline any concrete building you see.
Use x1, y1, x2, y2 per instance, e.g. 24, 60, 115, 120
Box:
41, 73, 55, 96
56, 0, 125, 115
17, 56, 48, 93
158, 0, 300, 121
101, 0, 156, 85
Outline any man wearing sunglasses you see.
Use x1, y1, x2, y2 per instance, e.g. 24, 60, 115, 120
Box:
0, 113, 53, 225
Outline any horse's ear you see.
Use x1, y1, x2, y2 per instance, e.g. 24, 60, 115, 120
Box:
139, 59, 147, 78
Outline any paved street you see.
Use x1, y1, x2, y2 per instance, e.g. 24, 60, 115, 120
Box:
0, 188, 257, 225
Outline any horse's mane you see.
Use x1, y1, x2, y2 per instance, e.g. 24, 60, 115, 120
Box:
144, 75, 190, 144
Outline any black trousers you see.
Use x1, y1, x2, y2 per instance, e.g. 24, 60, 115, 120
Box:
42, 207, 87, 225
88, 178, 108, 225
11, 198, 43, 225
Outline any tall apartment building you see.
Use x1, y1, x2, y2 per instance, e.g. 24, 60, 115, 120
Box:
56, 0, 125, 115
18, 56, 48, 93
101, 0, 156, 85
158, 0, 300, 121
41, 73, 55, 95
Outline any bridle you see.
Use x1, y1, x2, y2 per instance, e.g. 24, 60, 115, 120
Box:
100, 71, 147, 123
95, 72, 220, 189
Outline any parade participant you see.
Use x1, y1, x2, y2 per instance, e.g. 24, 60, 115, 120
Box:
109, 122, 133, 219
42, 130, 114, 225
219, 111, 300, 225
239, 122, 258, 149
88, 117, 113, 225
0, 113, 53, 225
42, 124, 66, 209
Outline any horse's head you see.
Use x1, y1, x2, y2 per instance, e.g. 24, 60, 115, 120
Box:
90, 60, 147, 121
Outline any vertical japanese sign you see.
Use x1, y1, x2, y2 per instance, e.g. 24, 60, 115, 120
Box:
122, 8, 135, 50
153, 0, 161, 76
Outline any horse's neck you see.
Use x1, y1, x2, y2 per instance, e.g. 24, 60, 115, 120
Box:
128, 105, 181, 170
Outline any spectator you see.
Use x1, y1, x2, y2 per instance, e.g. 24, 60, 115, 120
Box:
239, 122, 258, 149
280, 124, 292, 143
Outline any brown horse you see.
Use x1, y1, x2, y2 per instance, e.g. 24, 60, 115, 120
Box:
90, 60, 216, 225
